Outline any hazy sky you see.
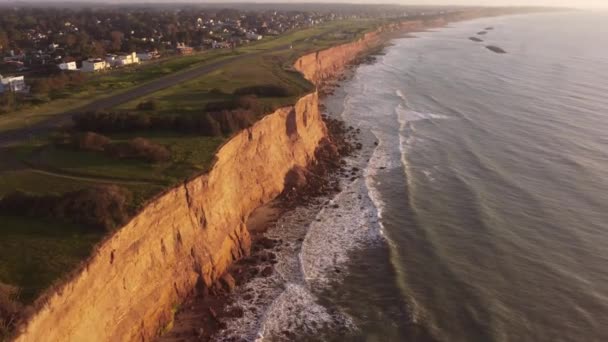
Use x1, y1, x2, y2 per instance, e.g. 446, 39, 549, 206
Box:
1, 0, 606, 9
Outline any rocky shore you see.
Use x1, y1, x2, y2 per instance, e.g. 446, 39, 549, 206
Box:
157, 96, 362, 342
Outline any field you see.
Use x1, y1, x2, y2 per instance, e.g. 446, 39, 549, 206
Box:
0, 18, 380, 305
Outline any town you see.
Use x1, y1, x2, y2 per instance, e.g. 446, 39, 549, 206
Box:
0, 3, 461, 110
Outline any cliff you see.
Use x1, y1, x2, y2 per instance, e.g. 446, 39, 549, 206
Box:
295, 31, 383, 85
13, 26, 382, 342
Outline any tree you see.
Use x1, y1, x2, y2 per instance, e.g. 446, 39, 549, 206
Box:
0, 31, 8, 51
110, 30, 124, 51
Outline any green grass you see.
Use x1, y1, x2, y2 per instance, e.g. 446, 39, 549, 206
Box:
0, 50, 239, 133
0, 216, 103, 303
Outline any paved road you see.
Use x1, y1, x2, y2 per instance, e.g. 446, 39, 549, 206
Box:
0, 45, 289, 146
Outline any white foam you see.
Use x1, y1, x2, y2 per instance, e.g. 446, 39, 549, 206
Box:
301, 177, 383, 285
255, 284, 355, 341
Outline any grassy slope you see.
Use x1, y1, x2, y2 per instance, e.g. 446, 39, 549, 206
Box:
0, 19, 379, 303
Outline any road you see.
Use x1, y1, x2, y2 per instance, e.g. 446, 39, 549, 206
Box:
0, 45, 289, 146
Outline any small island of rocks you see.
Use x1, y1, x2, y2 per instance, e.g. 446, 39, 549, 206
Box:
486, 45, 507, 54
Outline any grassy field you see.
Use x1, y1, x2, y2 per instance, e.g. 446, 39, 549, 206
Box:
0, 18, 380, 306
0, 50, 239, 132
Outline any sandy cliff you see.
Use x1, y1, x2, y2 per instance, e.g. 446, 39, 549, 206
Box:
295, 31, 383, 85
14, 28, 381, 342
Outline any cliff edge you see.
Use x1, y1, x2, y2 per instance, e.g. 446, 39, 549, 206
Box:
14, 27, 382, 342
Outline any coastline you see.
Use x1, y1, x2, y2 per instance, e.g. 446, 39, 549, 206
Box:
152, 11, 538, 341
9, 9, 545, 341
159, 83, 365, 341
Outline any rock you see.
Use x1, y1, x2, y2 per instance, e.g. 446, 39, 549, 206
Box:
284, 166, 308, 190
208, 307, 218, 321
220, 273, 236, 292
258, 237, 278, 249
469, 37, 483, 42
261, 266, 273, 277
243, 293, 253, 301
226, 306, 244, 318
486, 45, 507, 54
477, 31, 487, 35
485, 26, 494, 30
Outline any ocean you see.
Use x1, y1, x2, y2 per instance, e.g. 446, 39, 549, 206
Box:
219, 11, 608, 341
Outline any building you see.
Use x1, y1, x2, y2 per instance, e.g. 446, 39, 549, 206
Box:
115, 52, 140, 67
0, 74, 28, 93
105, 54, 117, 65
136, 51, 159, 61
246, 32, 263, 41
176, 43, 194, 55
81, 58, 108, 72
58, 61, 77, 71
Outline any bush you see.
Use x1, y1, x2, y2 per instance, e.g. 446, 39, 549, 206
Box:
56, 185, 132, 231
0, 283, 21, 339
0, 186, 133, 231
72, 132, 111, 151
210, 109, 256, 135
233, 84, 291, 97
136, 99, 157, 111
107, 137, 171, 163
73, 111, 151, 133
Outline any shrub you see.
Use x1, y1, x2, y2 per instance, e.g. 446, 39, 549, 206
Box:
233, 84, 290, 97
0, 283, 21, 340
72, 132, 111, 151
205, 99, 240, 113
73, 111, 151, 133
210, 109, 256, 135
0, 186, 133, 231
107, 137, 171, 163
55, 185, 132, 231
136, 99, 158, 111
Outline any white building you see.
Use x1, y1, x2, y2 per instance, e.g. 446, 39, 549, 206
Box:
0, 74, 28, 93
105, 54, 117, 65
114, 52, 140, 67
246, 32, 263, 41
137, 51, 159, 61
81, 59, 108, 72
58, 61, 77, 71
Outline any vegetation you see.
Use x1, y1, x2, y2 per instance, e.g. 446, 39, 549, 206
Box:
0, 185, 133, 231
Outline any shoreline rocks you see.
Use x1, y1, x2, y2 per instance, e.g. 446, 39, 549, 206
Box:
486, 45, 507, 54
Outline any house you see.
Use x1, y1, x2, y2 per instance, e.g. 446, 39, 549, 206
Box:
105, 54, 117, 65
246, 32, 263, 41
58, 61, 77, 71
176, 43, 194, 55
0, 74, 28, 93
137, 51, 159, 61
115, 52, 140, 67
81, 58, 108, 72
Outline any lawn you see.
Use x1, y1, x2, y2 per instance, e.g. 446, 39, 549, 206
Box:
0, 216, 103, 303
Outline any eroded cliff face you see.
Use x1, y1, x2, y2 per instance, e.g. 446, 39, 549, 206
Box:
15, 27, 381, 342
295, 31, 382, 85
